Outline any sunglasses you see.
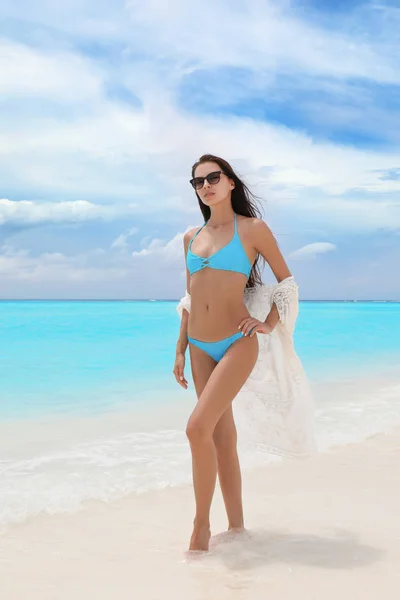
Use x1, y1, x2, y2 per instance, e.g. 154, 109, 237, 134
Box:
189, 170, 225, 191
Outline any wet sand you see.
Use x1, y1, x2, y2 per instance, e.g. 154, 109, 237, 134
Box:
0, 425, 399, 599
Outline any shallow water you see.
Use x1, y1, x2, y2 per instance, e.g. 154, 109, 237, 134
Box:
1, 300, 399, 528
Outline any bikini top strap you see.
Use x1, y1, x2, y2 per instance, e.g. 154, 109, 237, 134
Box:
189, 220, 208, 249
234, 212, 237, 233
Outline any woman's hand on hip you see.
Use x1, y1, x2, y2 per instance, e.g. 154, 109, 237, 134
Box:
238, 317, 273, 337
173, 352, 188, 389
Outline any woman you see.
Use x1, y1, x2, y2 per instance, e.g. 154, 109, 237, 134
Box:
173, 154, 314, 553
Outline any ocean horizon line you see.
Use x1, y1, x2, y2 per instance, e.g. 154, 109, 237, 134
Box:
0, 299, 399, 303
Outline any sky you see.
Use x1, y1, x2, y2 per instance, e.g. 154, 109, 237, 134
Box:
0, 0, 399, 300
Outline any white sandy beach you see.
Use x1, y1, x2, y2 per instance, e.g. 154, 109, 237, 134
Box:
1, 424, 399, 600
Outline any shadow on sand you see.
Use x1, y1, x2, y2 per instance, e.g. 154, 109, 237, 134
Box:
201, 527, 383, 571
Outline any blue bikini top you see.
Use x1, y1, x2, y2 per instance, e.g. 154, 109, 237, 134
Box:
187, 213, 252, 278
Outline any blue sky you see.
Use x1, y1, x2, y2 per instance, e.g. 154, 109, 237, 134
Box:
0, 0, 399, 300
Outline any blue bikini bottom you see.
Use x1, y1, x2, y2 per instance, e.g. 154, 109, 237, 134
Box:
188, 330, 244, 362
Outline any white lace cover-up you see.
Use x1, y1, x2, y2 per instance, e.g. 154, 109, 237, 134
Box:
176, 276, 317, 458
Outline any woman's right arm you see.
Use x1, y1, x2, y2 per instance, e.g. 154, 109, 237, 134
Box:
176, 308, 189, 357
173, 231, 192, 388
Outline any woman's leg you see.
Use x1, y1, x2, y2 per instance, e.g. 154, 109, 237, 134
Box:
212, 405, 244, 530
186, 335, 258, 551
190, 346, 246, 534
187, 344, 217, 550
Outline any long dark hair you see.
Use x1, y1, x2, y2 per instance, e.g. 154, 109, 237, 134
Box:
191, 154, 265, 289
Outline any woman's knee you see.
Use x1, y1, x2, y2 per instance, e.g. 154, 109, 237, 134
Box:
186, 417, 212, 445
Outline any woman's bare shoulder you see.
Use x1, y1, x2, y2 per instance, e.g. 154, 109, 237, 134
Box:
241, 215, 266, 223
239, 215, 272, 234
183, 226, 200, 249
237, 215, 268, 234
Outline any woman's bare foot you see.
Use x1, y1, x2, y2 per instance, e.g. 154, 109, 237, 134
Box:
189, 525, 211, 552
228, 525, 246, 533
209, 526, 249, 549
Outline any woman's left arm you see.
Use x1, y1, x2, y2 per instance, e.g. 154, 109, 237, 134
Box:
239, 219, 293, 336
252, 218, 292, 284
254, 219, 293, 330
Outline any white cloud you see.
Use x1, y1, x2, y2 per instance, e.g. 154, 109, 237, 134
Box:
289, 242, 336, 261
111, 227, 139, 249
0, 199, 139, 225
0, 40, 103, 101
0, 1, 130, 41
0, 244, 129, 282
290, 194, 400, 234
1, 0, 400, 299
3, 96, 400, 222
132, 226, 195, 262
0, 2, 399, 231
126, 0, 400, 84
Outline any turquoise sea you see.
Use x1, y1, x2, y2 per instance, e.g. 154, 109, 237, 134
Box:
0, 300, 399, 528
1, 300, 400, 419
